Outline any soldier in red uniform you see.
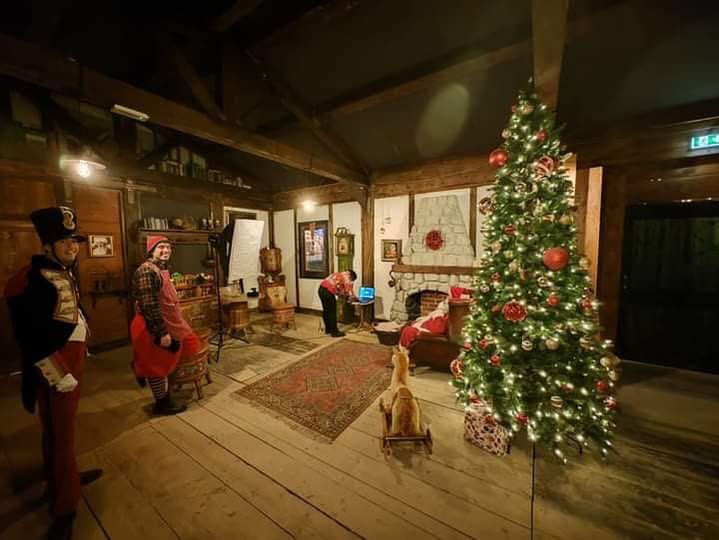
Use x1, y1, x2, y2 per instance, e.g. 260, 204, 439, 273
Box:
131, 235, 200, 414
4, 206, 103, 540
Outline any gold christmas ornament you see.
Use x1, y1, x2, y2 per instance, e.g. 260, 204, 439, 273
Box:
479, 284, 490, 293
545, 337, 560, 350
508, 260, 519, 272
537, 276, 549, 287
579, 336, 592, 349
542, 214, 556, 222
559, 214, 573, 225
521, 338, 533, 351
504, 250, 515, 259
491, 241, 502, 253
550, 396, 563, 408
608, 369, 622, 382
579, 257, 590, 270
599, 355, 620, 369
478, 197, 495, 215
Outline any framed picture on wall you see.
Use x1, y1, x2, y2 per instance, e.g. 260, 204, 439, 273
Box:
89, 235, 114, 257
381, 239, 401, 262
298, 220, 329, 278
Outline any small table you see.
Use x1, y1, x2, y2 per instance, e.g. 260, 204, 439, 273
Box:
351, 300, 374, 332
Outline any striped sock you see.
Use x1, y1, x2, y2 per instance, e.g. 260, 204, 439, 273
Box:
148, 377, 168, 400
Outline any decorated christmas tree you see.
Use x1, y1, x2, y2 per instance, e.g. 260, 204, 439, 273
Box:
452, 85, 619, 461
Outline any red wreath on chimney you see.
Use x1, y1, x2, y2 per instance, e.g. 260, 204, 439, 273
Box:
425, 229, 444, 250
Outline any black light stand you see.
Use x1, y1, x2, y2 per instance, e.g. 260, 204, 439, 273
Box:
208, 234, 229, 364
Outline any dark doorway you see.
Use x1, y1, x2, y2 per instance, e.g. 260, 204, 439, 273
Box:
617, 201, 719, 373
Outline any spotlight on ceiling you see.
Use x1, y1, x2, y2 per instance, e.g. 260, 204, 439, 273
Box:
111, 104, 150, 122
302, 200, 317, 212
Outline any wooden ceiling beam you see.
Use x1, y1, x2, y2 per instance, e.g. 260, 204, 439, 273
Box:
531, 0, 569, 108
0, 33, 368, 187
248, 52, 370, 175
210, 0, 263, 33
258, 1, 623, 133
158, 33, 227, 122
371, 154, 494, 198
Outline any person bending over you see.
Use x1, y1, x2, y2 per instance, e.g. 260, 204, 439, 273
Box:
318, 269, 358, 337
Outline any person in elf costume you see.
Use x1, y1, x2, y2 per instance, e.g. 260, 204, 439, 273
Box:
131, 235, 200, 414
4, 206, 103, 540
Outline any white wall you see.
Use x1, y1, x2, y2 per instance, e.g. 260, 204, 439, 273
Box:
332, 201, 363, 290
374, 195, 410, 320
296, 204, 330, 310
272, 210, 297, 306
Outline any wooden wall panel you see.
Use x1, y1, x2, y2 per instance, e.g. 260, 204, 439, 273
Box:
0, 166, 57, 375
72, 184, 130, 348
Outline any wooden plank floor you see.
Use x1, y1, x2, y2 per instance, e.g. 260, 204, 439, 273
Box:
1, 313, 718, 539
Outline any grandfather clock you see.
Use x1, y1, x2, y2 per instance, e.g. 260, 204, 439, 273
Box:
335, 227, 355, 323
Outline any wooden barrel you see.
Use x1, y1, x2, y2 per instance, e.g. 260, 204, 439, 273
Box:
175, 343, 209, 385
271, 304, 296, 331
223, 300, 250, 332
260, 247, 282, 274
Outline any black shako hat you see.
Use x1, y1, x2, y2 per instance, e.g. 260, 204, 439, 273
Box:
30, 206, 87, 245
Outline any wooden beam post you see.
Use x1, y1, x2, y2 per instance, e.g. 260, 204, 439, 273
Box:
209, 0, 262, 33
248, 53, 369, 175
360, 192, 374, 291
469, 187, 477, 256
158, 33, 227, 121
0, 33, 367, 187
531, 0, 569, 108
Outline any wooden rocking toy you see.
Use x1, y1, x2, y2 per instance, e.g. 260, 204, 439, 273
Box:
379, 397, 433, 458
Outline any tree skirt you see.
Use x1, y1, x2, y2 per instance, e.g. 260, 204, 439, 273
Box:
234, 339, 392, 440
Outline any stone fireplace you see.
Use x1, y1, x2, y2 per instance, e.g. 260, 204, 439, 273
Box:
390, 195, 478, 322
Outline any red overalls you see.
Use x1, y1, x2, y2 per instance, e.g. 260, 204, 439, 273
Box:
131, 267, 200, 378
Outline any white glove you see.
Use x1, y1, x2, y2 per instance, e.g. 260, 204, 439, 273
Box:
55, 373, 79, 393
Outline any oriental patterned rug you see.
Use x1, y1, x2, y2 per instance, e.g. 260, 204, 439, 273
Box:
234, 339, 392, 440
249, 333, 318, 355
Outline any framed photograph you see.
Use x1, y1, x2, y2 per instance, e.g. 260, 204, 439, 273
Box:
381, 239, 401, 262
298, 220, 329, 278
89, 235, 114, 258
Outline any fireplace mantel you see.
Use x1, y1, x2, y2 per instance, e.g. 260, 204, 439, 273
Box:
391, 264, 476, 275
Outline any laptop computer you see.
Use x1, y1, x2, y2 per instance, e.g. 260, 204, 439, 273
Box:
358, 286, 375, 303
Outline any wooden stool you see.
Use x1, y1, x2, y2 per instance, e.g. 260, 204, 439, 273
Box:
271, 303, 297, 332
223, 299, 253, 338
175, 343, 211, 399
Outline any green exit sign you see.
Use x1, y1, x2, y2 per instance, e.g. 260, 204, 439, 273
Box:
690, 134, 719, 150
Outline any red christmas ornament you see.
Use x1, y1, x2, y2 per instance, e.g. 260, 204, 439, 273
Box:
491, 272, 501, 282
547, 294, 560, 307
463, 342, 472, 351
450, 358, 464, 379
425, 229, 444, 250
595, 380, 610, 393
535, 129, 548, 142
561, 383, 574, 393
535, 155, 557, 177
489, 148, 509, 168
516, 413, 529, 425
542, 247, 569, 270
580, 298, 593, 310
503, 224, 516, 235
501, 300, 527, 322
478, 339, 490, 350
490, 354, 501, 366
605, 396, 617, 409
